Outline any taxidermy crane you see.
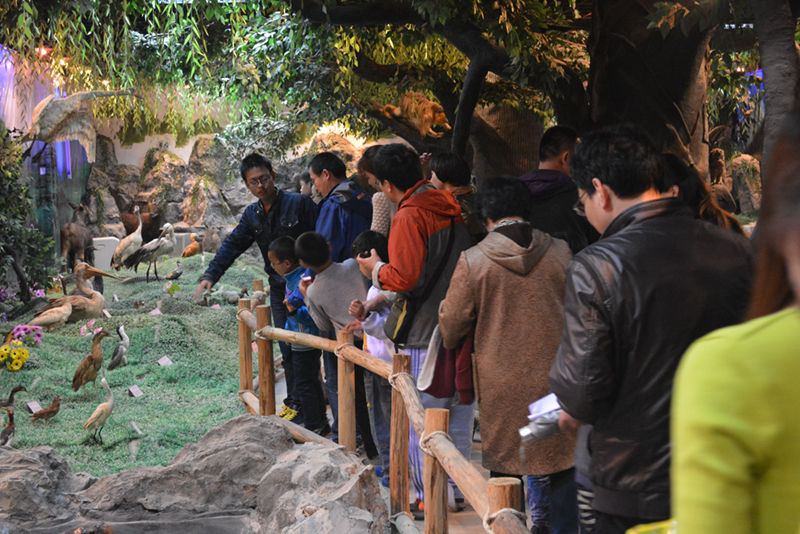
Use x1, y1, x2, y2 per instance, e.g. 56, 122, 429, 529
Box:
84, 372, 114, 444
73, 330, 111, 394
111, 205, 143, 270
181, 233, 201, 258
0, 385, 26, 409
123, 223, 175, 282
19, 88, 137, 163
31, 396, 62, 423
106, 324, 129, 371
0, 407, 14, 447
34, 263, 119, 323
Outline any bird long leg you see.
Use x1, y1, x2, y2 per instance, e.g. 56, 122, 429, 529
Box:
97, 427, 104, 445
153, 260, 159, 281
145, 262, 151, 283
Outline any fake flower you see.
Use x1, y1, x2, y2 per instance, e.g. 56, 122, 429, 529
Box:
12, 324, 43, 347
7, 358, 23, 371
0, 345, 9, 361
12, 347, 29, 361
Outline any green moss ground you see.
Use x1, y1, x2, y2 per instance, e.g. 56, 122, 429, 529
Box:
0, 253, 275, 477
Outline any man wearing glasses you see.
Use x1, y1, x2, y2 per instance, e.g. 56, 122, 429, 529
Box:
197, 153, 318, 420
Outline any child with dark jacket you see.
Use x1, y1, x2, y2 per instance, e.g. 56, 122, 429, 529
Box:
267, 236, 330, 436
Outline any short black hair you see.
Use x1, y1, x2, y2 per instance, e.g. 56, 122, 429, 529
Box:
268, 236, 298, 265
240, 153, 273, 182
296, 170, 312, 186
373, 143, 423, 193
570, 125, 662, 199
294, 232, 330, 269
475, 177, 532, 225
351, 230, 389, 263
309, 152, 347, 181
539, 125, 579, 162
357, 145, 382, 176
429, 153, 471, 187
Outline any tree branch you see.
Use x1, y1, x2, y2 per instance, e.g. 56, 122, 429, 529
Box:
451, 60, 488, 155
364, 107, 451, 154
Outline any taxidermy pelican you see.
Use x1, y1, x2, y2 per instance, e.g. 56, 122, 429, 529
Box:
106, 324, 129, 371
123, 223, 175, 282
181, 233, 201, 258
33, 263, 120, 323
28, 291, 73, 331
19, 88, 137, 163
84, 372, 114, 444
0, 407, 15, 447
111, 205, 143, 270
73, 330, 111, 393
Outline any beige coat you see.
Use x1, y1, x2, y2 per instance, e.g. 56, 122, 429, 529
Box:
438, 226, 576, 475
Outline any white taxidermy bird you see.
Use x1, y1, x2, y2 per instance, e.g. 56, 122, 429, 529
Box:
83, 372, 114, 444
111, 205, 143, 270
19, 88, 137, 163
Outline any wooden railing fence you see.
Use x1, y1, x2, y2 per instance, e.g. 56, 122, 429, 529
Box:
235, 281, 529, 534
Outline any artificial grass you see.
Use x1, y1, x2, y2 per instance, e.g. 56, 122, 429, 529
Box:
0, 253, 276, 477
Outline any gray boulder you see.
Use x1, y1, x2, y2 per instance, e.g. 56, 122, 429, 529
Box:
256, 443, 388, 534
76, 415, 293, 522
0, 446, 93, 524
108, 164, 142, 215
189, 137, 228, 186
729, 154, 761, 214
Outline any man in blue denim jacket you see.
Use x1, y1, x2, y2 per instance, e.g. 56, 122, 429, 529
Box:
197, 153, 317, 418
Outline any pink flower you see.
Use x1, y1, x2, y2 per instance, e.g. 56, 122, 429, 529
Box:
93, 327, 103, 335
86, 320, 95, 328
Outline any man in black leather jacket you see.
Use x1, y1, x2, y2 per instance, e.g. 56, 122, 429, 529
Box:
549, 126, 753, 533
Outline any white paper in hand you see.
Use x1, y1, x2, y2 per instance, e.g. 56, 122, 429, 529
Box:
527, 393, 561, 421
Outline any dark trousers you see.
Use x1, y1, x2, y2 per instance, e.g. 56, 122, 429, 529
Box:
292, 348, 327, 430
270, 285, 295, 408
594, 511, 664, 534
490, 467, 578, 534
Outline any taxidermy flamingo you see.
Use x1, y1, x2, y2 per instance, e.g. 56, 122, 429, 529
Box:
19, 88, 137, 163
84, 372, 114, 444
73, 330, 111, 394
0, 407, 15, 447
106, 324, 129, 371
181, 233, 201, 258
123, 223, 175, 282
0, 385, 26, 409
111, 205, 143, 270
33, 263, 120, 323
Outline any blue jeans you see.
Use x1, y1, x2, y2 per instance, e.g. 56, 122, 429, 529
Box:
292, 348, 327, 430
270, 284, 294, 408
366, 370, 392, 469
527, 467, 578, 534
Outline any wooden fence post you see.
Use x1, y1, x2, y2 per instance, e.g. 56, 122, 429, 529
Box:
390, 352, 411, 516
238, 298, 254, 404
488, 477, 528, 534
424, 408, 449, 534
255, 304, 274, 416
336, 330, 356, 452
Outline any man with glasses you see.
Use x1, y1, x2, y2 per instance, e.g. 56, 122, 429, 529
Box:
197, 153, 317, 422
549, 126, 752, 534
519, 125, 599, 254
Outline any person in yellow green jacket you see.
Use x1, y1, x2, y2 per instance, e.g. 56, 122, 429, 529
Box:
672, 110, 800, 534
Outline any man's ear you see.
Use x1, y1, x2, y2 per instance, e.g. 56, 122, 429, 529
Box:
591, 178, 611, 209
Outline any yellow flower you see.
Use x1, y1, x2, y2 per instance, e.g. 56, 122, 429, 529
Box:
9, 349, 20, 360
7, 359, 22, 371
11, 339, 21, 347
12, 348, 29, 361
0, 344, 10, 357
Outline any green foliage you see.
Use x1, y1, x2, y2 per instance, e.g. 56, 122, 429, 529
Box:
2, 253, 273, 476
0, 121, 57, 304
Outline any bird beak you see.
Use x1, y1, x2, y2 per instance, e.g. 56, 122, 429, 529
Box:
83, 266, 122, 281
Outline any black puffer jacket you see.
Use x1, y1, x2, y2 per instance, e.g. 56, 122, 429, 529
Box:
549, 198, 753, 519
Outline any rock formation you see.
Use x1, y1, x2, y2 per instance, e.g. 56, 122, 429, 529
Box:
0, 415, 387, 534
728, 154, 762, 214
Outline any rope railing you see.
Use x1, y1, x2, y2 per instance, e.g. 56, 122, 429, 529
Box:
235, 283, 529, 534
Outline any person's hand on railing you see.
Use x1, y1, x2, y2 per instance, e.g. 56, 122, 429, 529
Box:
349, 299, 367, 321
343, 320, 363, 334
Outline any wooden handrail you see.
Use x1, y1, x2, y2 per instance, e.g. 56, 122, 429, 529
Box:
238, 301, 529, 534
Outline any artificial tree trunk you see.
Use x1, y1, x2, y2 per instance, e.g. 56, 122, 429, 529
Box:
584, 0, 713, 178
750, 0, 800, 179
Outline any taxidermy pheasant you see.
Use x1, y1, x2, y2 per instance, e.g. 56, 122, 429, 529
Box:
19, 88, 137, 163
31, 396, 62, 423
